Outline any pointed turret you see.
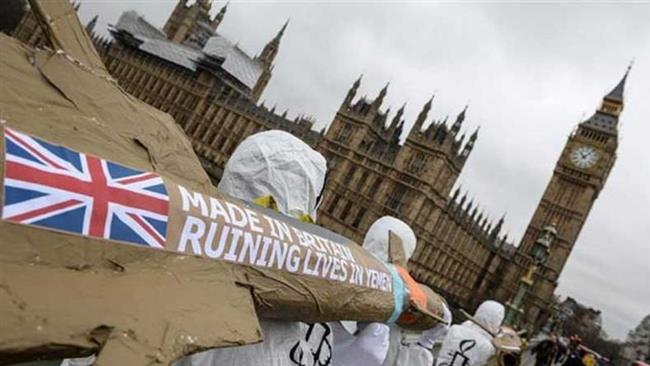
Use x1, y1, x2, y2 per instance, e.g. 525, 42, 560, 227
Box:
480, 216, 488, 231
391, 102, 406, 128
252, 20, 288, 101
452, 190, 466, 214
476, 212, 484, 229
450, 105, 467, 137
581, 64, 632, 133
372, 82, 389, 110
461, 127, 479, 158
489, 214, 505, 241
412, 95, 434, 133
257, 19, 289, 67
456, 133, 467, 150
85, 15, 99, 36
451, 186, 461, 202
604, 64, 631, 104
211, 1, 228, 30
470, 126, 479, 141
342, 75, 362, 109
598, 63, 631, 118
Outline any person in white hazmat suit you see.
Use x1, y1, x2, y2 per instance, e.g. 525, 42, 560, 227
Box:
435, 300, 505, 366
176, 130, 389, 366
332, 216, 453, 366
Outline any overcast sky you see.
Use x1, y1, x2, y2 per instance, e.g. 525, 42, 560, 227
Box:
77, 0, 650, 340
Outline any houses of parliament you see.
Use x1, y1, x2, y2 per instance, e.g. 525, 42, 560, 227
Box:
11, 0, 629, 330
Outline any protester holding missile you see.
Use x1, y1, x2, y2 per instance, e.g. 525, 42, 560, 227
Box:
176, 130, 391, 366
332, 216, 453, 366
435, 300, 506, 366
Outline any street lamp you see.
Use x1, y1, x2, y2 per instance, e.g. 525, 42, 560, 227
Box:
504, 224, 557, 328
531, 225, 555, 264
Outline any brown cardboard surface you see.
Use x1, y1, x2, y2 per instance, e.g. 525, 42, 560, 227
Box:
0, 7, 255, 362
0, 225, 261, 365
0, 36, 214, 196
28, 0, 109, 78
388, 231, 407, 267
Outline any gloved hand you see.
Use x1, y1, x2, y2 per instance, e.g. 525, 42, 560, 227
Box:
333, 321, 390, 366
417, 303, 452, 349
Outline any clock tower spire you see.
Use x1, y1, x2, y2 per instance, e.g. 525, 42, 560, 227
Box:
502, 67, 630, 328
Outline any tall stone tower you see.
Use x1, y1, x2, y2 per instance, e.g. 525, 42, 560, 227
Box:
163, 0, 227, 47
505, 68, 629, 325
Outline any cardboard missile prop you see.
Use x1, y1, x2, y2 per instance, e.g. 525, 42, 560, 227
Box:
388, 231, 446, 331
0, 1, 446, 364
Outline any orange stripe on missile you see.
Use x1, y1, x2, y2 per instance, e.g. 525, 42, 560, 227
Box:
395, 266, 427, 324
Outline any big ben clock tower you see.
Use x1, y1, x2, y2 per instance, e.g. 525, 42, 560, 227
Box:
513, 67, 630, 325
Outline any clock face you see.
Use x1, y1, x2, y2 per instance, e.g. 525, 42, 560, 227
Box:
570, 146, 599, 169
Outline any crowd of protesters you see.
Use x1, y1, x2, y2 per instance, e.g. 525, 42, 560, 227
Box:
57, 130, 568, 366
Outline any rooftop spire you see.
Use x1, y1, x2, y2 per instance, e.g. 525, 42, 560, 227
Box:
605, 61, 634, 103
470, 126, 479, 141
605, 62, 632, 103
373, 82, 389, 108
451, 105, 466, 136
342, 74, 362, 108
277, 18, 290, 40
460, 191, 467, 206
212, 1, 228, 28
592, 63, 632, 120
413, 94, 434, 132
85, 15, 99, 35
489, 214, 505, 241
452, 186, 461, 201
391, 102, 406, 127
397, 101, 406, 114
257, 19, 289, 67
466, 199, 474, 213
354, 74, 363, 88
460, 126, 479, 158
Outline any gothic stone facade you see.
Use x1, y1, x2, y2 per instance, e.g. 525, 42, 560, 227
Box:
12, 0, 626, 324
316, 79, 515, 309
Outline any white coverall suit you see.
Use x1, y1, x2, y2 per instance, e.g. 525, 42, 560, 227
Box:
435, 301, 505, 366
177, 130, 330, 366
333, 216, 452, 366
177, 130, 388, 366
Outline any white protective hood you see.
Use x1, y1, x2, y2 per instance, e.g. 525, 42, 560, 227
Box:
340, 217, 417, 335
217, 130, 327, 220
471, 300, 505, 336
362, 216, 417, 263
